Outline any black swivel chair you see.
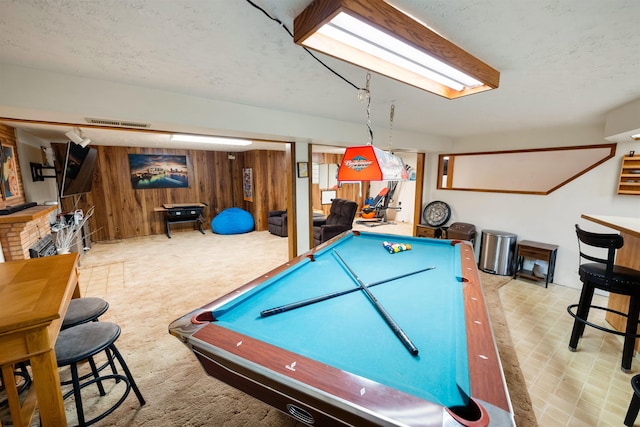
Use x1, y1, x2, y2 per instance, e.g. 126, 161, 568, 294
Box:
313, 198, 358, 246
567, 224, 640, 372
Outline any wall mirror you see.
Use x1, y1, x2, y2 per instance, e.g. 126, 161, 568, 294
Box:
438, 143, 616, 195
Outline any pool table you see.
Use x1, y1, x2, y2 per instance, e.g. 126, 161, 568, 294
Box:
169, 231, 514, 426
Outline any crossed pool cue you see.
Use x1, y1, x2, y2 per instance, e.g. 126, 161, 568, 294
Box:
332, 250, 419, 356
260, 251, 435, 356
260, 265, 436, 317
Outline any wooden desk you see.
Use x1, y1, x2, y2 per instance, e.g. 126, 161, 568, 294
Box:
0, 254, 80, 426
582, 214, 640, 349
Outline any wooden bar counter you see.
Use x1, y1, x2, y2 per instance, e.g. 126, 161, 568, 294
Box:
581, 214, 640, 350
0, 253, 80, 426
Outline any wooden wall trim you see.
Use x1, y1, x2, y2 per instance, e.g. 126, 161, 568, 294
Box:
286, 144, 296, 259
412, 152, 426, 235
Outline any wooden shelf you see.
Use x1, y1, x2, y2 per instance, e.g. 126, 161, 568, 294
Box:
617, 155, 640, 195
515, 269, 540, 282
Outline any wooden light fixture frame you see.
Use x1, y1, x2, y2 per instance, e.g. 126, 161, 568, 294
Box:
294, 0, 500, 99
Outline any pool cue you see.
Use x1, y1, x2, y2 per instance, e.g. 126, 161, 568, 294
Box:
260, 266, 436, 317
332, 250, 419, 356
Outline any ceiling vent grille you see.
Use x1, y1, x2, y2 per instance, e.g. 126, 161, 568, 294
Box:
85, 117, 150, 128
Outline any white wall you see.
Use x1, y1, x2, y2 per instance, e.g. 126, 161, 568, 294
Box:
424, 124, 640, 290
294, 141, 311, 253
15, 129, 59, 206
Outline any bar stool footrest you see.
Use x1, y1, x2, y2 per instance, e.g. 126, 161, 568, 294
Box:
567, 304, 640, 339
62, 373, 133, 427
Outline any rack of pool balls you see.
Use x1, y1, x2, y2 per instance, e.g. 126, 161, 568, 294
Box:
382, 241, 411, 254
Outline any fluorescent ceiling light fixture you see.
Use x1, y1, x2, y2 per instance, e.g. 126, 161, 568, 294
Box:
632, 133, 640, 141
171, 135, 252, 146
294, 0, 500, 99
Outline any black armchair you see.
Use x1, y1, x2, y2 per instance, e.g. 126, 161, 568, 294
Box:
313, 199, 358, 246
267, 210, 288, 237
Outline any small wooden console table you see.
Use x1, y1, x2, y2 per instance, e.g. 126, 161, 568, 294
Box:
154, 203, 207, 238
514, 240, 558, 288
415, 224, 444, 239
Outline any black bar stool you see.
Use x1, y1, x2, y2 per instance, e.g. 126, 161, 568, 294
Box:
567, 224, 640, 372
625, 374, 640, 425
62, 297, 109, 330
61, 297, 118, 387
1, 297, 109, 409
55, 322, 145, 426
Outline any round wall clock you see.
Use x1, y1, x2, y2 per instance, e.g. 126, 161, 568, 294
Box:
422, 201, 451, 227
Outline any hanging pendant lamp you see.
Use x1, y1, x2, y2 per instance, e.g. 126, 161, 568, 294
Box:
338, 74, 408, 182
338, 144, 408, 181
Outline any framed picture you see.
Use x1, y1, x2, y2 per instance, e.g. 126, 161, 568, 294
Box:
297, 162, 309, 178
321, 189, 336, 205
128, 154, 189, 189
243, 168, 253, 202
1, 144, 20, 200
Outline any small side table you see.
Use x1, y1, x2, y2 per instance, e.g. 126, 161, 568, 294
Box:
514, 240, 559, 288
415, 224, 444, 239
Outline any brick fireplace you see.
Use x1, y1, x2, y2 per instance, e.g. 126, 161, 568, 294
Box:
0, 205, 57, 261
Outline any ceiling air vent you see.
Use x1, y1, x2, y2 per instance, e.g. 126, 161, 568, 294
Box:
85, 118, 150, 128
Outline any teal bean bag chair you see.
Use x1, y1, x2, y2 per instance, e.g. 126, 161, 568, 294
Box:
211, 208, 254, 234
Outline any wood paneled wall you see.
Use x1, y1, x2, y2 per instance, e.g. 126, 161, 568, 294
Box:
311, 152, 366, 215
54, 144, 288, 242
238, 150, 289, 227
0, 123, 26, 209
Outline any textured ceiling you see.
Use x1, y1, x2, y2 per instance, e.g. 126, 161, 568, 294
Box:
0, 0, 639, 148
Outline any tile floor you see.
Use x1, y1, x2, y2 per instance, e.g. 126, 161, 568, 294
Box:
76, 222, 638, 427
501, 279, 636, 426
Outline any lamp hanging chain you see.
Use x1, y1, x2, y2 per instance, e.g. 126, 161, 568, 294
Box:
357, 72, 374, 145
388, 103, 395, 152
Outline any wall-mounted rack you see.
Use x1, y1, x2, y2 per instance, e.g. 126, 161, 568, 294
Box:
30, 162, 57, 182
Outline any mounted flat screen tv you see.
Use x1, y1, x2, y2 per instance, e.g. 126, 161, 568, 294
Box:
59, 142, 98, 198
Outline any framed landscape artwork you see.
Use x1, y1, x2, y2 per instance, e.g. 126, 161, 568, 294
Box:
128, 154, 189, 189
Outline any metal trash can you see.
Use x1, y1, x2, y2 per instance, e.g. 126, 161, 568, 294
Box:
478, 229, 517, 276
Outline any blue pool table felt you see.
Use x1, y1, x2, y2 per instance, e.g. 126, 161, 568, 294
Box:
210, 232, 470, 409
